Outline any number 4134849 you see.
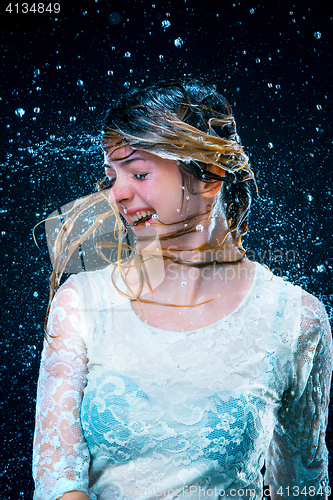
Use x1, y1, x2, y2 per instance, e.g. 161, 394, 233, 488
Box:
6, 3, 60, 13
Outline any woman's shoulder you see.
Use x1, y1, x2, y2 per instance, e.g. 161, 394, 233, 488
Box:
253, 261, 302, 299
255, 262, 330, 338
64, 264, 129, 309
298, 287, 330, 336
253, 262, 330, 323
253, 264, 332, 360
67, 264, 114, 288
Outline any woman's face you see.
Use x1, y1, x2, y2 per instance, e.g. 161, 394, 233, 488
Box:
104, 146, 206, 239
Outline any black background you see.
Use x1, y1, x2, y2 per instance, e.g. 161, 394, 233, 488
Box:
1, 0, 333, 498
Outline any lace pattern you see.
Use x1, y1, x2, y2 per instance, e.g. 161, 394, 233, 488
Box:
33, 264, 332, 500
265, 292, 332, 498
33, 282, 92, 500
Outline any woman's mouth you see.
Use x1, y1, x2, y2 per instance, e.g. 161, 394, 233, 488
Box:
128, 210, 156, 227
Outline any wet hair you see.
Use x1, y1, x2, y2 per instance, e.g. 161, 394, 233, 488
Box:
101, 79, 255, 237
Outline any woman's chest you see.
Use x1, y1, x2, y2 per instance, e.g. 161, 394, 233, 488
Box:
130, 280, 252, 332
81, 363, 276, 471
87, 309, 286, 395
130, 298, 241, 332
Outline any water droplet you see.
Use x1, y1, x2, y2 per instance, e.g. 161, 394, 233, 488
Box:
267, 83, 273, 88
15, 108, 25, 117
69, 116, 76, 122
196, 224, 204, 231
174, 37, 184, 47
33, 107, 40, 113
56, 65, 61, 70
162, 20, 171, 28
314, 31, 321, 39
316, 104, 322, 110
159, 54, 164, 61
33, 291, 38, 298
77, 79, 84, 86
255, 58, 261, 63
49, 135, 56, 140
107, 70, 114, 76
109, 12, 121, 25
268, 142, 274, 149
124, 81, 130, 88
124, 51, 131, 58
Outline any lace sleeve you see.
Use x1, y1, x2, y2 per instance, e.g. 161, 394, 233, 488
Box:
33, 279, 93, 500
266, 291, 333, 499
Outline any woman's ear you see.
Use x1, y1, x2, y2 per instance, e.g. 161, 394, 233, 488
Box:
201, 165, 225, 199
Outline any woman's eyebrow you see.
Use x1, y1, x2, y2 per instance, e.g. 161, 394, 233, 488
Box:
104, 154, 147, 169
119, 154, 147, 166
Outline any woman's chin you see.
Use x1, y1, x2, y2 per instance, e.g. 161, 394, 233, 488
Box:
132, 222, 160, 244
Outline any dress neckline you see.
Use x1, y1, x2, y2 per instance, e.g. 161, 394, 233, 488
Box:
125, 261, 260, 336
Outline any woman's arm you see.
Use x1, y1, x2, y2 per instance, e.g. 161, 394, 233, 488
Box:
265, 292, 332, 499
33, 281, 91, 500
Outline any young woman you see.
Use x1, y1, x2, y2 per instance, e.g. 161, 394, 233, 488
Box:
33, 81, 332, 500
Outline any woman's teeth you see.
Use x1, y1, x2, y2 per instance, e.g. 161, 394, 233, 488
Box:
128, 211, 154, 225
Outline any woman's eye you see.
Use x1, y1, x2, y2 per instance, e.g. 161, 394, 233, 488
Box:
134, 173, 148, 180
96, 176, 115, 191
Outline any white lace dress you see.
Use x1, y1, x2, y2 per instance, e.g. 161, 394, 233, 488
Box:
32, 262, 332, 500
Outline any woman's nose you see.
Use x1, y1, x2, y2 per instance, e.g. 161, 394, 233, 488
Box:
109, 178, 134, 205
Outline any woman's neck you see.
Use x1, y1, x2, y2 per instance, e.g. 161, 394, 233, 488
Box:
128, 204, 247, 304
136, 244, 248, 308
